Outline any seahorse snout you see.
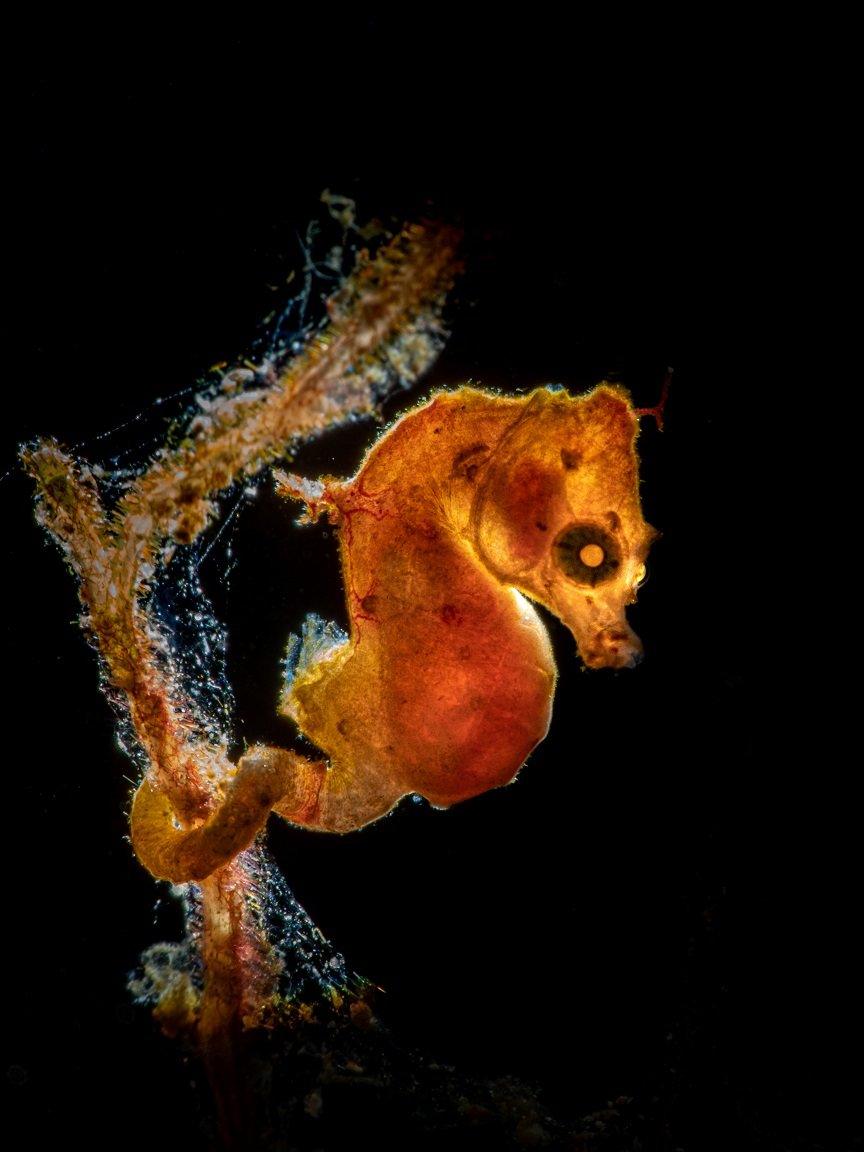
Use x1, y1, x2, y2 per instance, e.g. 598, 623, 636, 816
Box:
580, 623, 643, 670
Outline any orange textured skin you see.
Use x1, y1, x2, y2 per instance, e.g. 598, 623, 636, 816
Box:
260, 383, 656, 833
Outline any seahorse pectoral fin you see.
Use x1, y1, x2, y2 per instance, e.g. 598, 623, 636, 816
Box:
280, 614, 350, 720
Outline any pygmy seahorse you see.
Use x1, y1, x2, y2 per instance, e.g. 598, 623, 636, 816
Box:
264, 382, 656, 830
132, 383, 656, 876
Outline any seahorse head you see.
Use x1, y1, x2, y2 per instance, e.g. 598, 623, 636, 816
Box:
472, 385, 656, 669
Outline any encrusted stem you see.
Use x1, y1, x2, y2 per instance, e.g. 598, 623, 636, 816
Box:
22, 220, 461, 1143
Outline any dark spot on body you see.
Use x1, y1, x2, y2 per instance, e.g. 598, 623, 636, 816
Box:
535, 520, 548, 531
441, 603, 459, 624
337, 719, 349, 736
453, 444, 488, 468
360, 593, 379, 615
452, 443, 489, 482
561, 448, 581, 470
606, 510, 621, 531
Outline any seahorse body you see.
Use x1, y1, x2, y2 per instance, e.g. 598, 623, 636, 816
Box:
130, 384, 656, 877
275, 384, 655, 832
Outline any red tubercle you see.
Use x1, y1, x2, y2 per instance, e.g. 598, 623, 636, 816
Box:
635, 369, 672, 432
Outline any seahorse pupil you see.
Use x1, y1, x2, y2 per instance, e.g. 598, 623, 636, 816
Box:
579, 543, 605, 568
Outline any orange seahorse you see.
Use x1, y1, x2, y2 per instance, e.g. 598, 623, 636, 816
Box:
132, 383, 656, 876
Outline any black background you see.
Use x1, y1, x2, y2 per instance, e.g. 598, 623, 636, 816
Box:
4, 22, 857, 1152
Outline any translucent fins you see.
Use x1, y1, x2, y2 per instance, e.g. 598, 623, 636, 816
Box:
281, 614, 348, 715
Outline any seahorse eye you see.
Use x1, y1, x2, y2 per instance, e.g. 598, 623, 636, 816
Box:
553, 523, 622, 586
